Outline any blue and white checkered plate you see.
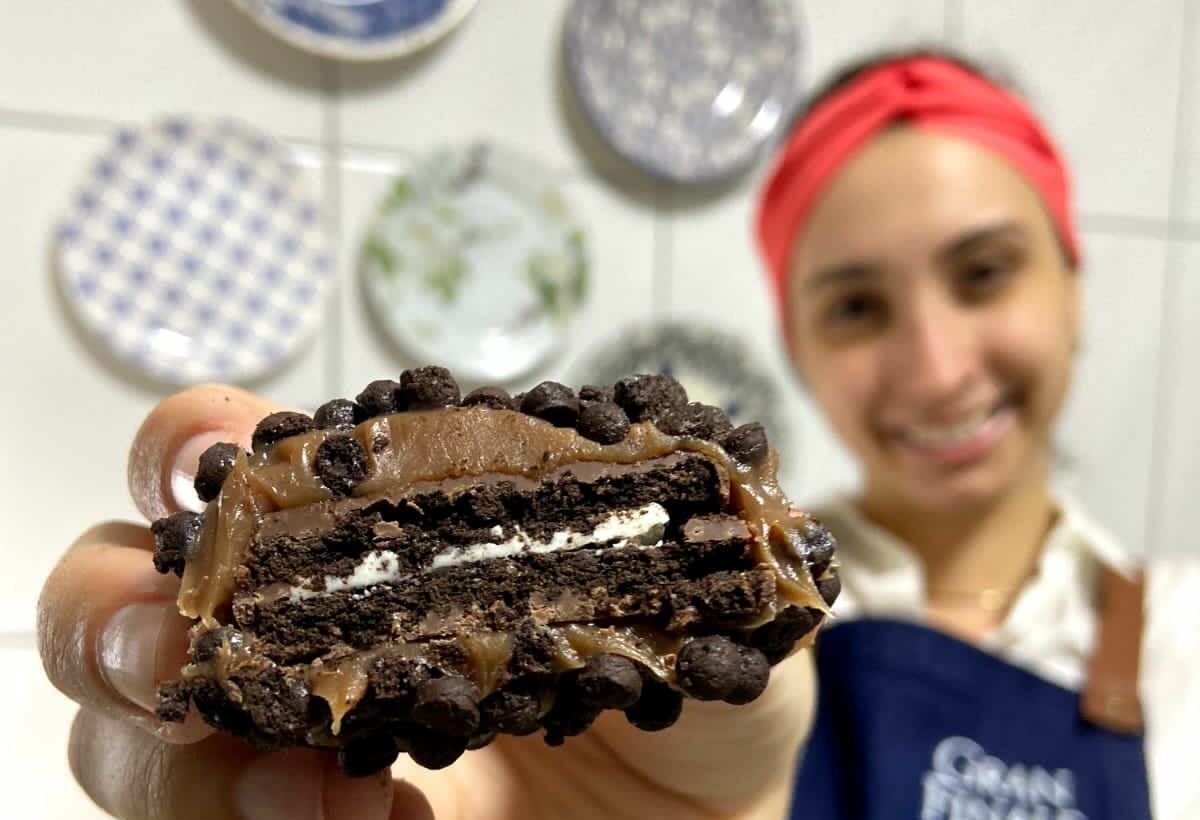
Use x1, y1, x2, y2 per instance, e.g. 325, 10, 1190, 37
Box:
57, 116, 331, 386
230, 0, 478, 61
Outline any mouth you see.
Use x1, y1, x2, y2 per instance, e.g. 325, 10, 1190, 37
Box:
889, 394, 1017, 468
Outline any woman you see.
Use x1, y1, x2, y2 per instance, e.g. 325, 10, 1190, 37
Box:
757, 50, 1196, 819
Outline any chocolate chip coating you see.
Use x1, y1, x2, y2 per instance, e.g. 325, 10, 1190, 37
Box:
480, 689, 541, 735
461, 386, 515, 410
520, 381, 580, 427
251, 411, 315, 453
718, 422, 769, 466
817, 572, 841, 607
194, 441, 241, 502
573, 654, 643, 709
407, 727, 467, 769
579, 384, 614, 403
613, 374, 687, 422
800, 517, 836, 577
355, 379, 404, 417
577, 401, 630, 444
676, 635, 744, 701
623, 678, 683, 731
411, 677, 480, 736
541, 697, 601, 746
338, 734, 400, 777
400, 366, 461, 410
658, 402, 733, 440
466, 730, 497, 751
314, 434, 369, 497
192, 627, 245, 663
151, 511, 203, 576
723, 646, 770, 705
314, 398, 366, 431
749, 606, 818, 664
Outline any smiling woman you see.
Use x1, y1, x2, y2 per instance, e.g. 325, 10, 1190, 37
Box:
754, 48, 1195, 819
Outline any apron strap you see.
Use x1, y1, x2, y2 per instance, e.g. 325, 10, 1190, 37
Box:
1080, 567, 1145, 734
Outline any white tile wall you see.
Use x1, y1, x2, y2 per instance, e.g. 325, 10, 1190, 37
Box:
1, 0, 1193, 814
961, 0, 1185, 222
1152, 242, 1200, 556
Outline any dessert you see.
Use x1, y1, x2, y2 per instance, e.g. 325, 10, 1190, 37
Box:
152, 366, 838, 774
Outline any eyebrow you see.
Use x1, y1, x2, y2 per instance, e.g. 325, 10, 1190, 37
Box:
803, 262, 881, 293
935, 221, 1027, 263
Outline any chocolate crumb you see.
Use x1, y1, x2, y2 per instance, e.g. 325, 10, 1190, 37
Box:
314, 435, 369, 497
573, 654, 643, 708
480, 689, 541, 735
314, 398, 366, 431
400, 366, 461, 410
356, 380, 404, 417
613, 374, 687, 423
156, 681, 190, 723
577, 401, 630, 444
718, 423, 769, 466
623, 678, 683, 732
520, 382, 580, 428
817, 573, 841, 607
251, 411, 315, 453
194, 442, 241, 503
461, 386, 515, 411
337, 733, 400, 778
675, 635, 743, 701
411, 677, 480, 736
151, 511, 203, 576
658, 402, 733, 440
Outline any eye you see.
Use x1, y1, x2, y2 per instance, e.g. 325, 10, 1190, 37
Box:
956, 252, 1020, 301
819, 290, 886, 336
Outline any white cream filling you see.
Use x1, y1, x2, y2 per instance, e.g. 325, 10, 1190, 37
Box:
286, 503, 669, 603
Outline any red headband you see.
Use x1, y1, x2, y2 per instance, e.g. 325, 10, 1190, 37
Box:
755, 56, 1079, 324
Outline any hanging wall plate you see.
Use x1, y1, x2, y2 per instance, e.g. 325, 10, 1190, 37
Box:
57, 116, 331, 386
571, 318, 793, 462
564, 0, 800, 184
360, 141, 589, 384
229, 0, 477, 61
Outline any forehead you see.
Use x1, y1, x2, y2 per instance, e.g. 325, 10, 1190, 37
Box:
790, 127, 1052, 277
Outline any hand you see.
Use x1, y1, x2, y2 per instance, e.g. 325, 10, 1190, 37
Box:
38, 385, 817, 820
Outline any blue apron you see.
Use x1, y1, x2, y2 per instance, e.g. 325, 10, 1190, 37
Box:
790, 619, 1152, 819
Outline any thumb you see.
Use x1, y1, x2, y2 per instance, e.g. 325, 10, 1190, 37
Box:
589, 649, 816, 815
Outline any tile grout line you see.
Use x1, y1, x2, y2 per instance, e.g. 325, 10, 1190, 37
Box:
320, 59, 344, 402
1142, 0, 1194, 559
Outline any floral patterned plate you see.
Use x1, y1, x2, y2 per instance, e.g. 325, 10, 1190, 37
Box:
360, 142, 589, 383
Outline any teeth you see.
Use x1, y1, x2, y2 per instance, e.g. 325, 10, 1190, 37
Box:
905, 406, 996, 447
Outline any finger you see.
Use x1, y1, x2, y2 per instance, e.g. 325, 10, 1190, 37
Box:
38, 522, 210, 743
588, 649, 816, 815
128, 384, 284, 521
69, 709, 396, 820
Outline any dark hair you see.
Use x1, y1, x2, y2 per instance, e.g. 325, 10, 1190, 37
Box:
787, 46, 1022, 136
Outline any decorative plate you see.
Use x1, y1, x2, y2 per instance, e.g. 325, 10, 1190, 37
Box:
570, 319, 792, 460
57, 116, 331, 386
230, 0, 477, 61
564, 0, 800, 184
360, 141, 588, 384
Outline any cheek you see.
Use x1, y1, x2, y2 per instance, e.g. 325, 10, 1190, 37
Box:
986, 290, 1076, 410
804, 352, 880, 446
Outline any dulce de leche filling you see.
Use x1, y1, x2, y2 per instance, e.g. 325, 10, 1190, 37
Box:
178, 407, 827, 728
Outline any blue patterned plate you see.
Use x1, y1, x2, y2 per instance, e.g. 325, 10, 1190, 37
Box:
571, 319, 792, 463
230, 0, 477, 60
361, 141, 588, 384
57, 117, 331, 386
564, 0, 800, 184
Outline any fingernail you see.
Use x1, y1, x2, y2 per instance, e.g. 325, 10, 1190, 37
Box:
97, 601, 173, 714
235, 749, 392, 820
170, 431, 233, 512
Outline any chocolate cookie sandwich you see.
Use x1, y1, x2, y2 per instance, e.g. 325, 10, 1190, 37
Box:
152, 367, 838, 775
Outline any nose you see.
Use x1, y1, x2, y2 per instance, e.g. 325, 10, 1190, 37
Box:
883, 295, 979, 406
